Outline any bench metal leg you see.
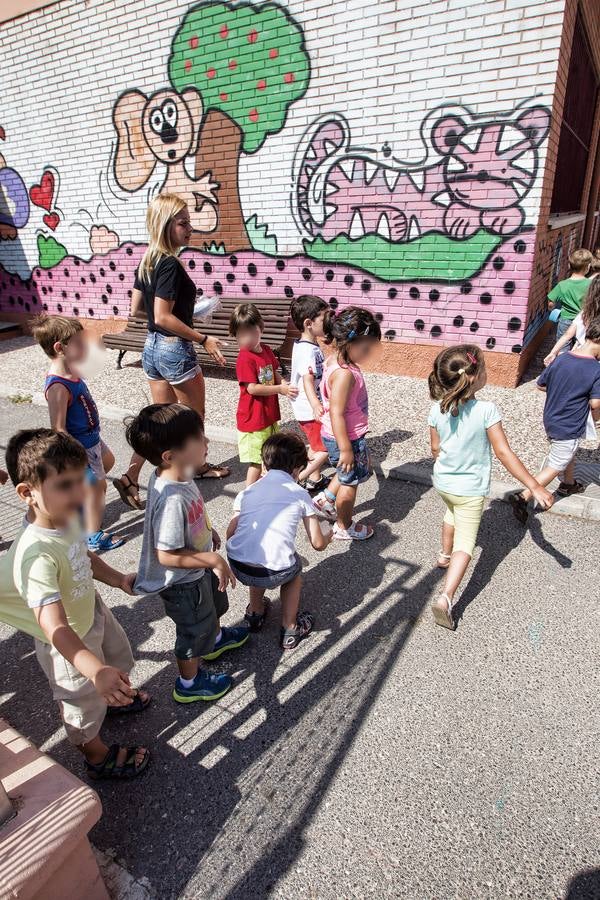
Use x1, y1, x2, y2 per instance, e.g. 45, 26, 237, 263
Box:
117, 350, 126, 369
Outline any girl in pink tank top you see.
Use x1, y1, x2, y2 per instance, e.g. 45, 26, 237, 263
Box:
313, 307, 381, 541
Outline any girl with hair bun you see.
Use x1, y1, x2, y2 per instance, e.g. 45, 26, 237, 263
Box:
428, 344, 553, 630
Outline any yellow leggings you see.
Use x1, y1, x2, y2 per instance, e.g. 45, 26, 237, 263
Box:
437, 491, 485, 557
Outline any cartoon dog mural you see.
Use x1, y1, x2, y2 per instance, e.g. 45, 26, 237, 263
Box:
293, 102, 551, 243
112, 87, 219, 234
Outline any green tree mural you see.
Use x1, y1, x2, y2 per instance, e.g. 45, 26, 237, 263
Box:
169, 0, 310, 249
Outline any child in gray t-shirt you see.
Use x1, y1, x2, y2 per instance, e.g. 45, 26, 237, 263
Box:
128, 403, 249, 704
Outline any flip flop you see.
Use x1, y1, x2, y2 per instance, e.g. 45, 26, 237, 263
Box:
112, 474, 143, 510
87, 530, 126, 553
431, 594, 455, 630
106, 689, 152, 716
194, 462, 231, 479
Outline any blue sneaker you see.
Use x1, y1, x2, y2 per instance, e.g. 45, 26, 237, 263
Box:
172, 669, 232, 704
203, 625, 250, 661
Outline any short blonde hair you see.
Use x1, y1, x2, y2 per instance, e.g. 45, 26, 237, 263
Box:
137, 193, 188, 283
30, 314, 83, 358
568, 248, 593, 274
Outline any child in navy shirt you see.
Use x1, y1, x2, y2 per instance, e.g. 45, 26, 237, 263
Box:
512, 318, 600, 520
32, 315, 123, 552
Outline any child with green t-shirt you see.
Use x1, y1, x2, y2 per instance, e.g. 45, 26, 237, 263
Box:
548, 248, 592, 352
0, 428, 151, 781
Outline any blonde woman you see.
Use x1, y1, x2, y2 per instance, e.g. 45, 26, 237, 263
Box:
113, 194, 229, 504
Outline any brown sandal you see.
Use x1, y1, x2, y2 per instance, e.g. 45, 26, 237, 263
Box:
112, 474, 143, 509
194, 462, 231, 479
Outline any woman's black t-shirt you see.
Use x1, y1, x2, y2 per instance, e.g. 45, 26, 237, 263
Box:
133, 255, 197, 336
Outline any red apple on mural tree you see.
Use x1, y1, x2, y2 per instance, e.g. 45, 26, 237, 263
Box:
168, 0, 310, 250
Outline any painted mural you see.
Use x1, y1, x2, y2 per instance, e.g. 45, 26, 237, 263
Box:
0, 0, 553, 356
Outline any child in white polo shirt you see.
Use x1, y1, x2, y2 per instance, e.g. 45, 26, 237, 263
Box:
226, 431, 332, 649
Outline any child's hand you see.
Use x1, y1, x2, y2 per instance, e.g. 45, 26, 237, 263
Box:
211, 554, 236, 592
279, 380, 299, 400
532, 485, 554, 510
311, 401, 324, 421
339, 447, 354, 472
93, 666, 135, 706
543, 351, 557, 367
119, 573, 137, 595
212, 528, 221, 550
0, 469, 7, 486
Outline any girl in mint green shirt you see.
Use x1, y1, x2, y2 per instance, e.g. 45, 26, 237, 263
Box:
427, 345, 553, 631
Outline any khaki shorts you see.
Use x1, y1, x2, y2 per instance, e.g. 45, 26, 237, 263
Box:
34, 595, 134, 745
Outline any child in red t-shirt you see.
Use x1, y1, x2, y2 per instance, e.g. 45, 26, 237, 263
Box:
229, 304, 298, 485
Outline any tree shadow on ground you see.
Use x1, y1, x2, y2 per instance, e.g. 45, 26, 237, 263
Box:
565, 867, 600, 899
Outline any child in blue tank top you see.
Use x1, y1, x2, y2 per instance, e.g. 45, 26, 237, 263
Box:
32, 315, 124, 553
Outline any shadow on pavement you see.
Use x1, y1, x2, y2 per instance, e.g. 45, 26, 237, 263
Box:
565, 867, 600, 899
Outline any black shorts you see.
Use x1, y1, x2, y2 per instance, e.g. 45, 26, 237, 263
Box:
160, 573, 229, 660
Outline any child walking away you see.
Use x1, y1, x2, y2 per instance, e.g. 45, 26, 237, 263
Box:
544, 276, 600, 364
128, 404, 248, 704
547, 248, 592, 353
226, 432, 332, 649
313, 307, 381, 541
230, 303, 298, 486
31, 315, 123, 553
428, 346, 553, 631
289, 295, 330, 492
0, 429, 151, 780
512, 319, 600, 515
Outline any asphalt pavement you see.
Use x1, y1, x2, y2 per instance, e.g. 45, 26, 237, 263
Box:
1, 398, 599, 900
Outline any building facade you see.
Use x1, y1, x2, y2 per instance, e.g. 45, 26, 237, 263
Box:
0, 0, 599, 384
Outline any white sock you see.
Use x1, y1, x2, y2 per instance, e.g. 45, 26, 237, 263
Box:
214, 628, 223, 645
179, 675, 196, 688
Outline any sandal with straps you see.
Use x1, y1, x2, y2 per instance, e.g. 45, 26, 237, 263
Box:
112, 474, 143, 510
106, 689, 152, 716
431, 594, 455, 630
85, 744, 150, 781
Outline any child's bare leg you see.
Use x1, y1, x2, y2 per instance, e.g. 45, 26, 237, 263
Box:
280, 575, 302, 630
85, 479, 107, 534
520, 467, 560, 502
248, 586, 266, 615
177, 656, 200, 681
299, 450, 329, 483
438, 522, 454, 568
101, 445, 115, 476
335, 484, 357, 530
246, 463, 261, 486
561, 457, 576, 485
442, 551, 472, 601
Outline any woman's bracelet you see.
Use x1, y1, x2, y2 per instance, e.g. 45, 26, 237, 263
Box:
199, 334, 208, 346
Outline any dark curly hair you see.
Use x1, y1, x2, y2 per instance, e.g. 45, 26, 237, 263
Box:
322, 306, 381, 363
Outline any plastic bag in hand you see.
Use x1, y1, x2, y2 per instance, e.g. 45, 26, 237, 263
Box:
193, 296, 222, 322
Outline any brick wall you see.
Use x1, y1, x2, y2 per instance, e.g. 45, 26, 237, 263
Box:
0, 0, 571, 383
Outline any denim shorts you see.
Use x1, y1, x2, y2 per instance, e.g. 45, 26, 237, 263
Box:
322, 434, 372, 486
85, 439, 108, 484
142, 332, 199, 385
160, 572, 229, 660
227, 553, 302, 589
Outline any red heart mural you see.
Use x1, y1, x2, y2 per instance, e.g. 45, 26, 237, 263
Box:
30, 171, 55, 211
43, 212, 60, 231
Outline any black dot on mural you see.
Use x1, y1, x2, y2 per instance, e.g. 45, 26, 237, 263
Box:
109, 262, 116, 271
414, 319, 425, 331
8, 296, 14, 305
429, 289, 440, 302
265, 276, 273, 287
453, 315, 464, 327
119, 273, 124, 281
127, 290, 132, 299
41, 286, 47, 295
196, 287, 204, 297
61, 291, 67, 298
361, 279, 372, 292
493, 256, 505, 271
480, 292, 492, 305
384, 329, 396, 340
48, 286, 53, 293
375, 313, 384, 323
511, 344, 522, 353
248, 263, 257, 277
302, 267, 311, 281
431, 325, 442, 337
9, 277, 15, 286
90, 274, 96, 284
113, 306, 119, 316
344, 274, 354, 287
31, 296, 38, 305
284, 286, 294, 298
276, 259, 285, 271
63, 268, 69, 277
508, 317, 521, 331
99, 268, 105, 277
514, 240, 526, 254
80, 277, 85, 284
204, 262, 212, 275
73, 307, 79, 316
388, 288, 398, 299
229, 255, 238, 267
470, 322, 479, 332
47, 271, 52, 280
17, 296, 23, 306
486, 337, 496, 349
460, 281, 472, 295
504, 281, 516, 295
188, 259, 195, 270
75, 293, 80, 300
126, 247, 133, 256
445, 130, 459, 148
106, 285, 112, 294
213, 281, 223, 295
25, 302, 30, 312
409, 286, 419, 300
42, 303, 48, 311
226, 273, 235, 283
88, 308, 95, 316
57, 304, 62, 313
329, 297, 338, 309
242, 284, 250, 295
326, 269, 334, 282
101, 294, 108, 303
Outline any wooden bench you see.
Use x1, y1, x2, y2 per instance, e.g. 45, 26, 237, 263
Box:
103, 298, 298, 376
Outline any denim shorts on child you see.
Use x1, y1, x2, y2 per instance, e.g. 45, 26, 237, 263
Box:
322, 434, 372, 486
160, 572, 229, 660
546, 438, 580, 472
227, 552, 302, 589
237, 423, 279, 465
142, 333, 199, 386
85, 439, 109, 484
